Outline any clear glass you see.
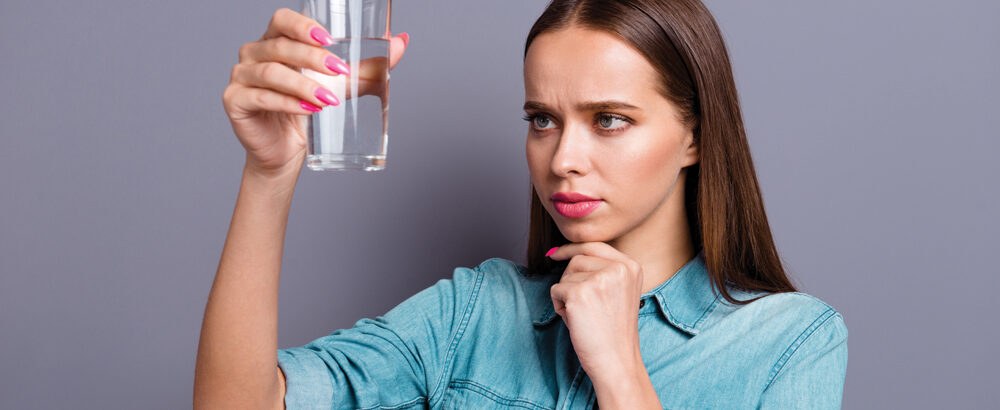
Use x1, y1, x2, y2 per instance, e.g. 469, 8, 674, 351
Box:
301, 0, 392, 171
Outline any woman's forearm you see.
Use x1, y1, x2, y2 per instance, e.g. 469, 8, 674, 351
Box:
194, 164, 300, 409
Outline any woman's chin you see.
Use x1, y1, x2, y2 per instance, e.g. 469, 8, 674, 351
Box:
555, 222, 615, 244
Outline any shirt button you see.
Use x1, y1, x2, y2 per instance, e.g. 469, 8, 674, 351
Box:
639, 299, 646, 308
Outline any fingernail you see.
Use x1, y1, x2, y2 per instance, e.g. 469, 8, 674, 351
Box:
310, 27, 334, 46
325, 55, 350, 75
399, 32, 410, 48
314, 87, 339, 106
545, 247, 559, 257
300, 100, 322, 112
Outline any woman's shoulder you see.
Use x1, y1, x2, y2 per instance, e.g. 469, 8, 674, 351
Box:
450, 257, 557, 318
731, 288, 841, 316
464, 257, 553, 286
709, 286, 848, 345
423, 257, 547, 303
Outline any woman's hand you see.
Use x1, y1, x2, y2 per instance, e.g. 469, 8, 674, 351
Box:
547, 242, 646, 379
222, 8, 409, 178
548, 243, 664, 408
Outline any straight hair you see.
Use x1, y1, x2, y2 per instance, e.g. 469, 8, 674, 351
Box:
523, 0, 798, 305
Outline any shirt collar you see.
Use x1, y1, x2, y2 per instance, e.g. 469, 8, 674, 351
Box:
531, 249, 719, 336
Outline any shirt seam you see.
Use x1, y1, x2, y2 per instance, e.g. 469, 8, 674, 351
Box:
690, 295, 721, 331
427, 267, 485, 407
560, 365, 587, 410
762, 307, 838, 391
448, 379, 553, 410
355, 395, 427, 410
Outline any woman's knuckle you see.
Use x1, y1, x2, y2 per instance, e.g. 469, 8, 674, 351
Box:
614, 262, 629, 277
291, 17, 311, 36
238, 42, 252, 61
272, 8, 289, 22
263, 38, 281, 57
253, 89, 269, 107
221, 85, 235, 105
232, 63, 251, 82
258, 62, 279, 79
310, 48, 328, 65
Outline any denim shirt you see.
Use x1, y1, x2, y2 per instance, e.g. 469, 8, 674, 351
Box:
277, 250, 848, 409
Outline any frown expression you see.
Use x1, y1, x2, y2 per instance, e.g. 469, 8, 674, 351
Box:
524, 26, 699, 243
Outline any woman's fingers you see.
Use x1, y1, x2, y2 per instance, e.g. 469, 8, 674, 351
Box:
240, 36, 349, 77
259, 8, 333, 47
547, 242, 641, 274
231, 61, 340, 110
561, 255, 610, 282
223, 83, 323, 117
387, 32, 409, 71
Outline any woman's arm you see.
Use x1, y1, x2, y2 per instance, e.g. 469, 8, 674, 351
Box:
758, 310, 849, 409
193, 163, 300, 410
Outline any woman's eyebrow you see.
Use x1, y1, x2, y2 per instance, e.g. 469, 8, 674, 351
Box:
522, 100, 641, 112
522, 101, 550, 111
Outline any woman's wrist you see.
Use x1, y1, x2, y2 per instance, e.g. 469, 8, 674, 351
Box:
589, 354, 662, 409
244, 148, 304, 175
242, 157, 302, 197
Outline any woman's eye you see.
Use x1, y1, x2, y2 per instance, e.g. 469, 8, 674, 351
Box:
533, 116, 555, 129
523, 114, 556, 130
597, 114, 628, 130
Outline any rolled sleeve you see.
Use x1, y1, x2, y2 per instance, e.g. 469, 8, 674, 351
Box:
758, 310, 849, 409
277, 266, 484, 410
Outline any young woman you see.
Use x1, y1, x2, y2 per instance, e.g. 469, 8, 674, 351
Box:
195, 1, 848, 409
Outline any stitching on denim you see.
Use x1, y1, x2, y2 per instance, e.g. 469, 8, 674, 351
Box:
762, 307, 837, 391
355, 395, 427, 410
561, 365, 586, 410
428, 266, 485, 407
663, 309, 695, 335
690, 295, 721, 332
334, 322, 430, 410
781, 292, 838, 313
448, 379, 554, 410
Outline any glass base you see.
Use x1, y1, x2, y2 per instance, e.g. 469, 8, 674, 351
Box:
307, 154, 386, 171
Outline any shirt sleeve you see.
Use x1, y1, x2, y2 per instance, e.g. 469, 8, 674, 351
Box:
276, 265, 484, 410
758, 309, 849, 410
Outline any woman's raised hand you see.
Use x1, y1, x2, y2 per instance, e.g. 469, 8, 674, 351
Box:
222, 8, 409, 178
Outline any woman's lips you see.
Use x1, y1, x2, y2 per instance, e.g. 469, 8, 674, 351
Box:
553, 200, 603, 218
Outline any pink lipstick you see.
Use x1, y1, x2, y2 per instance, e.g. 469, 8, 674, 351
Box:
551, 192, 603, 218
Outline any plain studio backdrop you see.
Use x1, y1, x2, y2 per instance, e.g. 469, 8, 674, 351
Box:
1, 0, 997, 408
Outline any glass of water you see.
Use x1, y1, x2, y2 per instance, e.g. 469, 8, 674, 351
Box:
301, 0, 392, 171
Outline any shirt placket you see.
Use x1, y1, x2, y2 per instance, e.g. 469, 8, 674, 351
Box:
561, 364, 597, 410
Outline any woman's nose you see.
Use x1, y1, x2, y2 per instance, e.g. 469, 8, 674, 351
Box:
549, 125, 592, 178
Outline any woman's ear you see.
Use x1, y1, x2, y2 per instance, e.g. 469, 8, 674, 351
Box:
682, 130, 699, 167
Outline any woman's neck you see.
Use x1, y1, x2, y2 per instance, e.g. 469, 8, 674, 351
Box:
608, 184, 695, 294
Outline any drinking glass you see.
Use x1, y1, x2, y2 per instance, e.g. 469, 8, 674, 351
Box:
301, 0, 392, 171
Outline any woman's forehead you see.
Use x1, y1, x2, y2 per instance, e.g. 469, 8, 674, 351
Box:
523, 27, 660, 107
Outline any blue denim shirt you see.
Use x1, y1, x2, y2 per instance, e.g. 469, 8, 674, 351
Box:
277, 250, 848, 409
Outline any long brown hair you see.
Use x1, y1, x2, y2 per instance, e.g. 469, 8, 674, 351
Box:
523, 0, 798, 305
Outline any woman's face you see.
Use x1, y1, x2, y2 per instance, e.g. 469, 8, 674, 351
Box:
524, 26, 699, 245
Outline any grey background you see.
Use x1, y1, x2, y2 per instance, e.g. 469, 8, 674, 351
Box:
1, 0, 996, 408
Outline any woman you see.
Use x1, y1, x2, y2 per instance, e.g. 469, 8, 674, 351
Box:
195, 0, 848, 409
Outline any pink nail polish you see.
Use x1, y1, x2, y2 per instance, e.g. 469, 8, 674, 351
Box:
324, 55, 350, 75
314, 87, 339, 106
310, 27, 334, 46
300, 100, 322, 112
545, 247, 559, 257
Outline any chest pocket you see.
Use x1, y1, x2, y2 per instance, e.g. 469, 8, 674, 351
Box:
440, 379, 554, 410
